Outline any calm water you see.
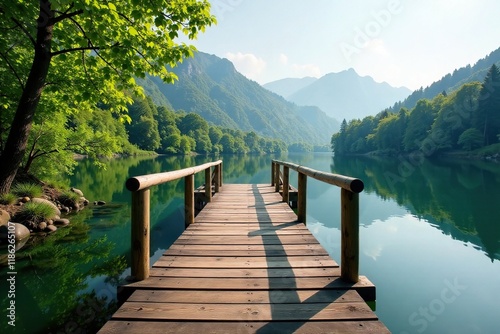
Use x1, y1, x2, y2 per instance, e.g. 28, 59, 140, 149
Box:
1, 153, 499, 333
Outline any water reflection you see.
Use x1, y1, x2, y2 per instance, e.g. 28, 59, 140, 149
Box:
331, 155, 500, 262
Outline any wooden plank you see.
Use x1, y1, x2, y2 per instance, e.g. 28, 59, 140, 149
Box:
163, 247, 329, 257
99, 320, 390, 334
148, 267, 340, 278
112, 301, 377, 321
153, 255, 338, 268
126, 289, 363, 304
174, 235, 321, 245
120, 276, 374, 292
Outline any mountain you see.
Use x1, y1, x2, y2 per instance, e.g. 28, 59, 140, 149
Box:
263, 77, 317, 99
265, 69, 412, 122
390, 47, 500, 112
140, 52, 339, 144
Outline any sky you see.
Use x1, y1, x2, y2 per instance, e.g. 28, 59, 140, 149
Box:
187, 0, 500, 90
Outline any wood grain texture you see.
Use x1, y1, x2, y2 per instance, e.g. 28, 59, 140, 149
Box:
99, 184, 386, 333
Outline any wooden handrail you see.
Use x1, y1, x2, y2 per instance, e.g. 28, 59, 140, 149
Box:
272, 159, 363, 283
126, 160, 223, 281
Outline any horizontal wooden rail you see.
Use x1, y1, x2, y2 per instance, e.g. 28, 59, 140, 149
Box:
272, 160, 363, 283
126, 160, 223, 281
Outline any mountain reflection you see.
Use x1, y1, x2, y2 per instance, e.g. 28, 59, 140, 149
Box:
331, 155, 500, 262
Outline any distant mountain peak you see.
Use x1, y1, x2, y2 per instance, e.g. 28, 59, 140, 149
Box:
265, 69, 411, 121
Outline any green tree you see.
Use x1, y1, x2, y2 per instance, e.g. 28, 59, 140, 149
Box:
0, 0, 215, 194
126, 97, 160, 151
475, 64, 500, 145
458, 128, 484, 151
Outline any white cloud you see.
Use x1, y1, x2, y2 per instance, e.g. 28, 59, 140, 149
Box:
225, 52, 266, 81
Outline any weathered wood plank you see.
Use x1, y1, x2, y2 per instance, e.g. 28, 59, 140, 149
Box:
126, 289, 363, 304
148, 267, 340, 278
154, 255, 338, 268
120, 275, 374, 293
112, 301, 377, 321
99, 320, 390, 334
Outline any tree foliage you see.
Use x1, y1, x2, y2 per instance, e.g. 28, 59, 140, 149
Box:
0, 0, 216, 194
332, 69, 500, 156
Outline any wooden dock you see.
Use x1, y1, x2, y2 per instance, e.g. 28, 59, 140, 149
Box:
98, 183, 389, 333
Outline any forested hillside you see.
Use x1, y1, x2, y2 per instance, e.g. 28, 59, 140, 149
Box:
142, 52, 339, 144
389, 47, 500, 112
332, 65, 500, 157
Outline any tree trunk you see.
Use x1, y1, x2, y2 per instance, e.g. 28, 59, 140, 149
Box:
0, 1, 54, 194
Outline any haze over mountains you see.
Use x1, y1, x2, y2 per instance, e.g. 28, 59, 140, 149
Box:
264, 69, 412, 122
138, 52, 339, 145
135, 46, 500, 148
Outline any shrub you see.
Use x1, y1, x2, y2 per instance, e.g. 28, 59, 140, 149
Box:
15, 202, 57, 224
11, 182, 43, 198
0, 193, 17, 205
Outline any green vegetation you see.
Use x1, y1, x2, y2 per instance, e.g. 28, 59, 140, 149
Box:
0, 0, 216, 194
332, 65, 500, 157
0, 192, 17, 205
15, 202, 57, 224
11, 182, 43, 198
58, 190, 81, 208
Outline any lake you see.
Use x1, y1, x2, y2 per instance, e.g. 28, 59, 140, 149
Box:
1, 153, 499, 333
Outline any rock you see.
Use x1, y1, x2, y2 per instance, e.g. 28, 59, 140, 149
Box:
95, 200, 106, 206
47, 220, 54, 226
71, 187, 84, 196
45, 225, 57, 233
81, 197, 90, 206
38, 222, 48, 231
0, 210, 10, 226
54, 218, 70, 226
60, 206, 70, 214
0, 222, 30, 241
31, 198, 61, 217
20, 197, 30, 203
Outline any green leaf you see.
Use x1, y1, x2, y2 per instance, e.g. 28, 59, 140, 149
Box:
128, 27, 138, 36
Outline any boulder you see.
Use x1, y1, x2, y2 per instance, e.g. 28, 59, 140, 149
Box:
31, 198, 61, 217
95, 200, 106, 206
0, 222, 30, 241
54, 218, 70, 226
71, 187, 84, 197
81, 197, 90, 206
0, 209, 10, 226
45, 225, 57, 233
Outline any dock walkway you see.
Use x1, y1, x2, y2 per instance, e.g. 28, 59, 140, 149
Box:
98, 184, 389, 333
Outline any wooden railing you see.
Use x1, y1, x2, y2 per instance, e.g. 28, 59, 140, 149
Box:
271, 160, 364, 283
125, 160, 223, 281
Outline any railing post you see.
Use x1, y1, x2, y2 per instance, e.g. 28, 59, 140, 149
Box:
214, 164, 221, 193
205, 167, 212, 202
297, 172, 307, 224
283, 166, 289, 204
220, 161, 223, 187
341, 188, 359, 283
274, 163, 280, 192
131, 189, 150, 280
271, 161, 275, 186
185, 174, 194, 228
